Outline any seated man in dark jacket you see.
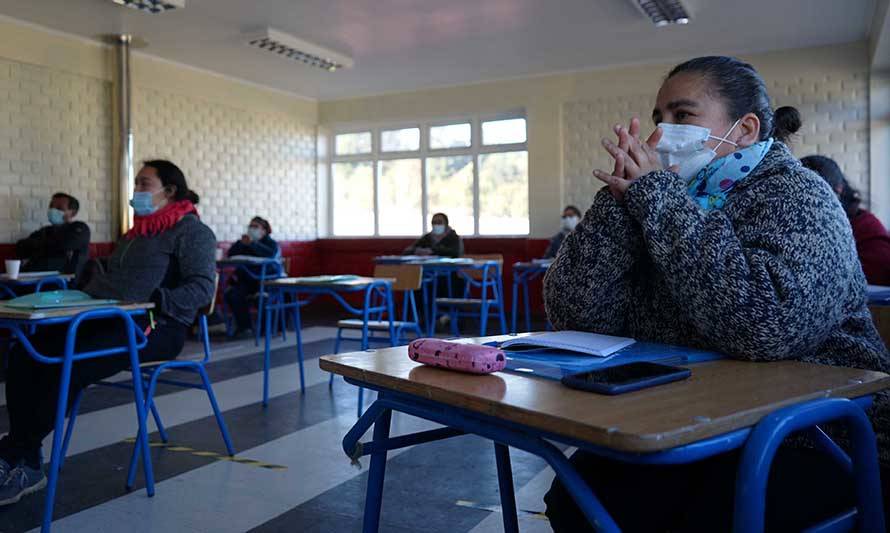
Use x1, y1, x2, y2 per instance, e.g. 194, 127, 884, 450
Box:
404, 212, 463, 258
16, 192, 90, 275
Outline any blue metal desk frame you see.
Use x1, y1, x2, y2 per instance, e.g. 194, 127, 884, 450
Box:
0, 275, 70, 299
216, 257, 284, 342
510, 262, 549, 334
341, 380, 885, 533
0, 307, 153, 533
261, 279, 396, 406
422, 260, 507, 337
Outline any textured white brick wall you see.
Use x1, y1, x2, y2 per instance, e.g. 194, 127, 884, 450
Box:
563, 69, 871, 211
134, 87, 317, 242
0, 58, 113, 243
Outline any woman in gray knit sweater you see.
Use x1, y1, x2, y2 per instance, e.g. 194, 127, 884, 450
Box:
543, 57, 890, 531
0, 160, 216, 507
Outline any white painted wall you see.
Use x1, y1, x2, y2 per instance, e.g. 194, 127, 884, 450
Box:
0, 17, 319, 244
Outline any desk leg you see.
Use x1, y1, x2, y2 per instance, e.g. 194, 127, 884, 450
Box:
42, 358, 74, 532
427, 272, 438, 337
263, 300, 273, 407
511, 279, 519, 334
494, 443, 519, 533
293, 300, 306, 394
363, 405, 393, 533
522, 278, 532, 334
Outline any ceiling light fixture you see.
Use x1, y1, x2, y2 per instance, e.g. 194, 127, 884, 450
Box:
629, 0, 690, 27
245, 28, 353, 72
111, 0, 185, 14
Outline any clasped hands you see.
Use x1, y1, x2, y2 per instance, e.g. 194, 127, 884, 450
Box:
593, 118, 675, 201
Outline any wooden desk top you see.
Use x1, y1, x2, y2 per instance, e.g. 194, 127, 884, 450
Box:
0, 302, 153, 321
513, 261, 553, 270
0, 272, 74, 284
320, 335, 890, 453
266, 276, 394, 289
216, 256, 282, 266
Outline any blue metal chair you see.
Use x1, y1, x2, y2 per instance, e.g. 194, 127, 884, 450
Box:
2, 308, 152, 533
329, 265, 424, 415
434, 255, 507, 337
60, 275, 235, 476
231, 257, 287, 346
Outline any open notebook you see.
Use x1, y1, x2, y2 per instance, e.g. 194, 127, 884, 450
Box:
491, 332, 722, 381
499, 331, 635, 357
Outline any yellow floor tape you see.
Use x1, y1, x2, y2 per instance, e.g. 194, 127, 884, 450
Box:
455, 499, 549, 520
123, 438, 288, 471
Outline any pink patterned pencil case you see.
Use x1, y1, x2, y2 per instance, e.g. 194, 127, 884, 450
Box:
408, 338, 506, 374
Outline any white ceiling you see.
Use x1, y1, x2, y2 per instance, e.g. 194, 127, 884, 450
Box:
0, 0, 878, 101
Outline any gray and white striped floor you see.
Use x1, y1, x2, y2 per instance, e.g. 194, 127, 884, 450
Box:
0, 327, 560, 532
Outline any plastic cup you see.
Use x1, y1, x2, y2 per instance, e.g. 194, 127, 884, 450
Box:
4, 259, 21, 279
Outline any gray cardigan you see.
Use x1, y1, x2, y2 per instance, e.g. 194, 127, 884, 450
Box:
84, 214, 217, 327
544, 142, 890, 465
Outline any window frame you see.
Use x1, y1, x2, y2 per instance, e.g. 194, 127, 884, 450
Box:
328, 113, 528, 238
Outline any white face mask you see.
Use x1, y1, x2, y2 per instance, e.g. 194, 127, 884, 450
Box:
561, 215, 579, 231
656, 120, 741, 180
247, 227, 264, 241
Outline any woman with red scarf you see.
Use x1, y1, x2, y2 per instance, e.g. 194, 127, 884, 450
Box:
0, 160, 216, 507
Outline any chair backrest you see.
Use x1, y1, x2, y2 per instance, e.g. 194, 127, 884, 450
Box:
870, 305, 890, 349
463, 254, 504, 281
373, 264, 423, 291
201, 272, 221, 317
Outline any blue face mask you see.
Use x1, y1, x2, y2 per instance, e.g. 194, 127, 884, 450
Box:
130, 191, 159, 216
47, 208, 65, 225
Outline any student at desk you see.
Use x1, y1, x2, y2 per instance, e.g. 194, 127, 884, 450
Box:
0, 160, 215, 506
543, 56, 890, 531
403, 213, 463, 258
543, 205, 581, 259
224, 216, 279, 338
801, 155, 890, 286
15, 192, 90, 276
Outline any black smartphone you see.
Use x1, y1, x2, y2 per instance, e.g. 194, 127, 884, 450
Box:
561, 362, 691, 395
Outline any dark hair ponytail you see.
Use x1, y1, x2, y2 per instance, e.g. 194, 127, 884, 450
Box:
667, 56, 802, 143
773, 106, 802, 144
142, 159, 200, 205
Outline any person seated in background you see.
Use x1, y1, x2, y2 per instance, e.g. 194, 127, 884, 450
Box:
543, 205, 582, 259
0, 160, 215, 506
801, 155, 890, 286
15, 192, 90, 275
224, 216, 279, 338
543, 56, 889, 531
403, 213, 463, 258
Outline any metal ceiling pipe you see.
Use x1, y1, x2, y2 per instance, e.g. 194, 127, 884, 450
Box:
112, 34, 134, 237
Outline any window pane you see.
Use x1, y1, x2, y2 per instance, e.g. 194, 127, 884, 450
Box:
381, 128, 420, 152
426, 156, 474, 236
479, 151, 529, 235
482, 118, 527, 145
429, 123, 471, 149
378, 159, 422, 235
332, 161, 374, 236
335, 132, 372, 155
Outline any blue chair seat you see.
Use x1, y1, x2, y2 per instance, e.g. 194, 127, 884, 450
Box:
336, 319, 418, 330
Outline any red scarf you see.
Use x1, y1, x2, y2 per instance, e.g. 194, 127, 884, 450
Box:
125, 200, 198, 239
